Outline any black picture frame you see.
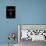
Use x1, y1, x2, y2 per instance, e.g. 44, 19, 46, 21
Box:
6, 6, 16, 19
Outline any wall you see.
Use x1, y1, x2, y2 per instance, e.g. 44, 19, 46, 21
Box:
0, 0, 46, 45
16, 0, 46, 24
0, 0, 18, 44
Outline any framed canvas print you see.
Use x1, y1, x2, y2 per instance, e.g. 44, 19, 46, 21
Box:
6, 6, 16, 18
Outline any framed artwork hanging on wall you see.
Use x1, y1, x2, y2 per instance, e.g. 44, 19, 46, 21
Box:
6, 6, 16, 19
